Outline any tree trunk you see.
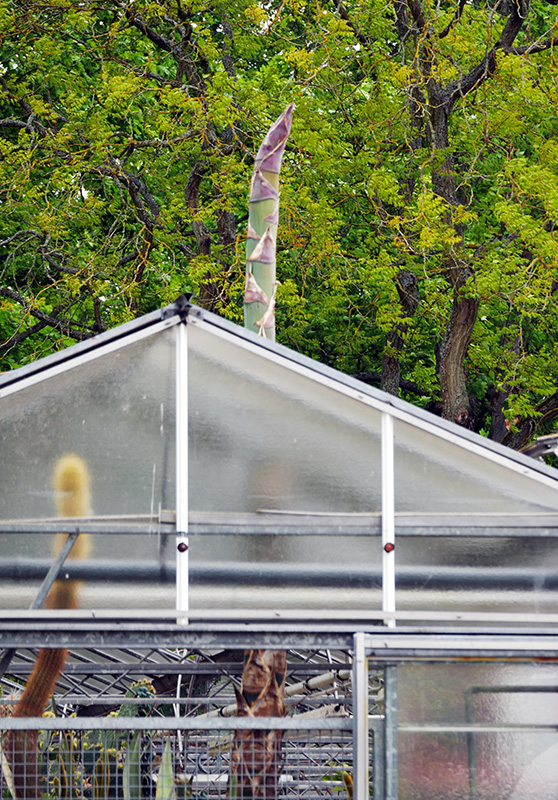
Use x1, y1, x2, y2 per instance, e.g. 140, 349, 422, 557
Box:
438, 291, 479, 426
402, 0, 531, 428
427, 89, 479, 426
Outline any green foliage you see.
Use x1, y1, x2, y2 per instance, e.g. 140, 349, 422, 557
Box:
1, 0, 558, 439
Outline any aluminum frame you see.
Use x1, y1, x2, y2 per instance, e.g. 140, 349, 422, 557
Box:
3, 625, 558, 800
2, 298, 558, 621
185, 309, 558, 493
176, 317, 189, 621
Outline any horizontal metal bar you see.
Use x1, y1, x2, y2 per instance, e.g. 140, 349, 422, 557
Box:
393, 512, 558, 530
0, 695, 352, 708
365, 631, 558, 655
4, 662, 342, 678
3, 622, 558, 658
0, 624, 358, 650
0, 558, 176, 583
1, 637, 558, 658
466, 684, 558, 695
4, 510, 558, 535
3, 558, 558, 593
6, 608, 558, 627
0, 715, 354, 732
399, 723, 558, 733
0, 513, 175, 535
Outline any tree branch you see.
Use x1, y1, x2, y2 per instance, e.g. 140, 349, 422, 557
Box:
335, 1, 370, 45
124, 9, 173, 52
0, 318, 51, 351
406, 0, 428, 31
353, 370, 430, 397
504, 34, 557, 54
446, 0, 530, 109
185, 159, 211, 251
446, 48, 498, 109
0, 118, 28, 129
502, 391, 558, 450
0, 288, 94, 341
0, 230, 41, 247
221, 19, 237, 78
439, 0, 467, 38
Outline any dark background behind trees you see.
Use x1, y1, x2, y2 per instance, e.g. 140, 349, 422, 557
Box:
1, 0, 558, 448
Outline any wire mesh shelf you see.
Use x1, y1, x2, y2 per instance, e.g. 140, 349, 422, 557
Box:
0, 645, 381, 800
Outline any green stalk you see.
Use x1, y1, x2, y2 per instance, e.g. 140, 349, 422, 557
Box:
244, 105, 293, 340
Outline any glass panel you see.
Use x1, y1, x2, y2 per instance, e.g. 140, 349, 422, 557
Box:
0, 328, 176, 609
188, 532, 382, 610
398, 661, 558, 800
394, 417, 558, 513
188, 322, 381, 514
395, 534, 558, 614
187, 321, 382, 610
0, 532, 176, 609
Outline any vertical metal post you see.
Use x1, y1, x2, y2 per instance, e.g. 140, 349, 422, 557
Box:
353, 632, 369, 800
381, 413, 396, 628
384, 666, 398, 800
465, 690, 479, 800
176, 320, 189, 624
371, 717, 385, 800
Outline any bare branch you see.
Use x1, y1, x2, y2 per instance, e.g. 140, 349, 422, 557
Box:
0, 287, 94, 341
446, 0, 531, 108
353, 370, 430, 397
93, 161, 160, 220
0, 318, 51, 351
124, 9, 173, 52
0, 118, 28, 129
439, 0, 467, 38
336, 2, 370, 45
446, 48, 498, 109
0, 230, 41, 246
42, 252, 81, 276
504, 34, 557, 54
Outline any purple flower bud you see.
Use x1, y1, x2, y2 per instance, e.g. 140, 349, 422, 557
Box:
255, 105, 294, 174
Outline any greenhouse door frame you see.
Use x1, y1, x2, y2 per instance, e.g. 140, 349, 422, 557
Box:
363, 627, 558, 800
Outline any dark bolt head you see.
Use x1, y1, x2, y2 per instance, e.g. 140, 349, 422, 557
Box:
177, 542, 188, 553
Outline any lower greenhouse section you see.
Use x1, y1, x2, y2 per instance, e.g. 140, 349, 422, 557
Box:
2, 624, 558, 799
1, 719, 361, 800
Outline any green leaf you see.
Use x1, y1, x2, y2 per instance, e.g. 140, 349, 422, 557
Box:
123, 732, 143, 800
156, 739, 177, 800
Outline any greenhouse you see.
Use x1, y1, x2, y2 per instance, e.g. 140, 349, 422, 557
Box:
2, 294, 558, 799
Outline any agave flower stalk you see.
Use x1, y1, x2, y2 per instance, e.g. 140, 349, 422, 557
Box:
244, 105, 293, 341
230, 649, 287, 799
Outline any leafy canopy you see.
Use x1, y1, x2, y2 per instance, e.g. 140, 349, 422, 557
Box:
1, 0, 558, 443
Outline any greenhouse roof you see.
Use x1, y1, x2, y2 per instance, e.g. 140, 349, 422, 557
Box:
2, 295, 558, 623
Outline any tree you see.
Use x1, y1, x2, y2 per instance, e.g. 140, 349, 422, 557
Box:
1, 0, 558, 446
